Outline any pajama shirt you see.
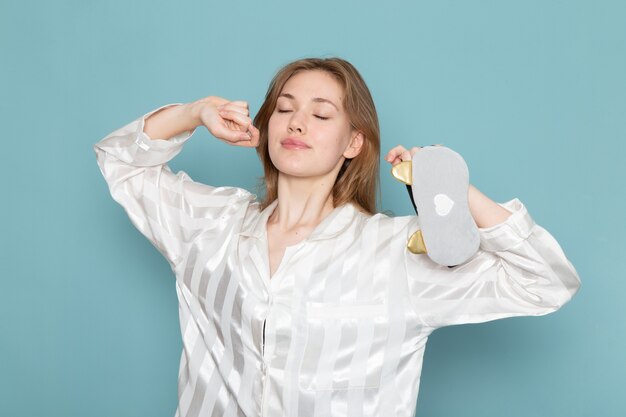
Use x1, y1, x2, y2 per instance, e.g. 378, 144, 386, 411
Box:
93, 103, 581, 417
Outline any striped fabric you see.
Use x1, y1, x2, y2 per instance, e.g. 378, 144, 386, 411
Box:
94, 104, 581, 417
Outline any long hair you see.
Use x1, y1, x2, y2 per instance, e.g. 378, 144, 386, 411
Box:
253, 57, 381, 215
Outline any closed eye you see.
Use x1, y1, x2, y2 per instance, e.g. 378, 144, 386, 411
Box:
277, 109, 329, 120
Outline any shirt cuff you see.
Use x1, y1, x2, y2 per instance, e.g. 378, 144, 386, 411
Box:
477, 198, 536, 252
94, 103, 197, 167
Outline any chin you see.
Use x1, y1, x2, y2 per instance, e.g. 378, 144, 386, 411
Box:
270, 150, 335, 179
273, 162, 321, 178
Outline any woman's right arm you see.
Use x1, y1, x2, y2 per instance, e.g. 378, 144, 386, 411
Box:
93, 97, 260, 273
142, 101, 201, 141
143, 97, 259, 145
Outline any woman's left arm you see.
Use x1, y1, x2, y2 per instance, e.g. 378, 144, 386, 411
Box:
387, 146, 582, 329
403, 194, 581, 329
468, 183, 513, 228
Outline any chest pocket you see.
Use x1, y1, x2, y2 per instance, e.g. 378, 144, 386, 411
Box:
298, 300, 390, 392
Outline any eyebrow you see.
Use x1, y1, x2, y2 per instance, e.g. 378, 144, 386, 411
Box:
278, 93, 339, 111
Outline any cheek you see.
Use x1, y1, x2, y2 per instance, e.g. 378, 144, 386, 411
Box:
267, 117, 277, 136
316, 139, 347, 167
266, 120, 279, 149
328, 130, 350, 154
268, 115, 288, 141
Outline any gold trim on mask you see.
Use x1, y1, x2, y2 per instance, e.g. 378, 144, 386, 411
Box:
391, 161, 413, 185
407, 230, 427, 254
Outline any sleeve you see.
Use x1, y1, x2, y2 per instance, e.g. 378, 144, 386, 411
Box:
93, 103, 255, 272
404, 198, 581, 329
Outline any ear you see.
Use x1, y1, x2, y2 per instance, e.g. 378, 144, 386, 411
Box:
343, 130, 364, 159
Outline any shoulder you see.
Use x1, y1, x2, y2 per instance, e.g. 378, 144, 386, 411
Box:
180, 182, 255, 208
360, 209, 416, 227
353, 208, 419, 240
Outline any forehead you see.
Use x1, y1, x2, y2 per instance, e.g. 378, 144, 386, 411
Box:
279, 70, 344, 105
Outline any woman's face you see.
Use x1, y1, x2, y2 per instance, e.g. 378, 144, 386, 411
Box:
267, 70, 363, 179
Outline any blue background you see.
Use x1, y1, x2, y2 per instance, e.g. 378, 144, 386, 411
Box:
1, 0, 624, 416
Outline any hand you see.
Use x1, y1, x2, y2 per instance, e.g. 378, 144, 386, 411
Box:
384, 145, 422, 166
384, 144, 445, 166
192, 96, 260, 147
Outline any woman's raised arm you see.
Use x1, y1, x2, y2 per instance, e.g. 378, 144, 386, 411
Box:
402, 197, 581, 329
142, 102, 200, 141
385, 145, 581, 328
93, 98, 258, 274
143, 96, 260, 146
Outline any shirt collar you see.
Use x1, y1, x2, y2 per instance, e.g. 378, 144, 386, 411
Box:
238, 199, 359, 241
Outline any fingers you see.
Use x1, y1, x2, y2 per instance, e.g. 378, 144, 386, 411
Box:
400, 149, 412, 161
218, 108, 253, 130
217, 109, 261, 148
385, 145, 422, 165
213, 124, 256, 146
237, 124, 260, 148
213, 121, 260, 147
384, 145, 406, 163
200, 97, 259, 147
217, 101, 249, 116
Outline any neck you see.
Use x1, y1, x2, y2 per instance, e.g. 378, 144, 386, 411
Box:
269, 171, 338, 232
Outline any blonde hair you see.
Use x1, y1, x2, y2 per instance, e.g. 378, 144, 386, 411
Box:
253, 57, 381, 215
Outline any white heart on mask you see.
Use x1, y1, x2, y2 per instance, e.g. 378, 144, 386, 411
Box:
434, 193, 455, 216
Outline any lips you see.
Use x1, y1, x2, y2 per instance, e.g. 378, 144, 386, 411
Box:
281, 138, 311, 149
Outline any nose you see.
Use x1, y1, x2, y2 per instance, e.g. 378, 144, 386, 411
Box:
287, 111, 305, 134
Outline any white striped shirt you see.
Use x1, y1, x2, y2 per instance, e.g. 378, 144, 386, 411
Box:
94, 103, 581, 417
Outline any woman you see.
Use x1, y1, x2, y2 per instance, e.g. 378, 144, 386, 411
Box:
94, 57, 581, 417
